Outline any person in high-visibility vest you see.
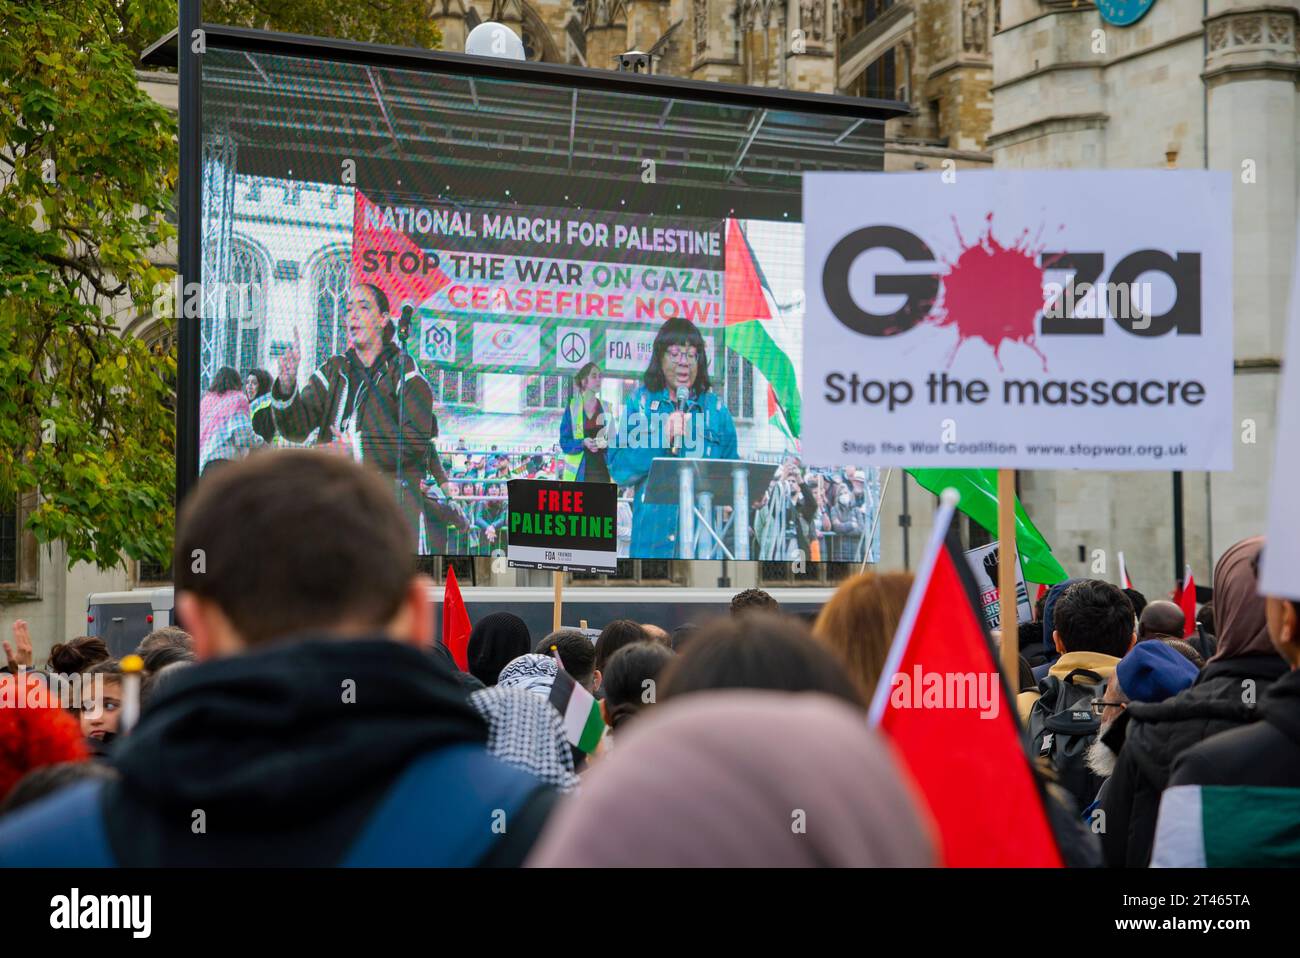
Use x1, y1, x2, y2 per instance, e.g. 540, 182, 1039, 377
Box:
559, 361, 611, 483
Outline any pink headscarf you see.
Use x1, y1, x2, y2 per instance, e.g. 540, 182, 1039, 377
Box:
199, 389, 253, 453
527, 690, 936, 867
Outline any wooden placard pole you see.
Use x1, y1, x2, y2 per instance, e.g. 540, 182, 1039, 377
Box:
997, 468, 1020, 688
552, 570, 563, 633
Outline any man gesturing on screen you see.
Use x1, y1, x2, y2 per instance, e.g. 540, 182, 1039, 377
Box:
272, 282, 436, 544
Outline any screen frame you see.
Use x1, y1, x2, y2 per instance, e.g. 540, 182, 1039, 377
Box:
167, 15, 909, 511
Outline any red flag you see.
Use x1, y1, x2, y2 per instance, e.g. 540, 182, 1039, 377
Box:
870, 494, 1063, 867
352, 190, 453, 314
1034, 581, 1048, 610
441, 565, 472, 671
1176, 565, 1197, 638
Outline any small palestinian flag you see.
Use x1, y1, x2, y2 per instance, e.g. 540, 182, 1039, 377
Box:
1117, 551, 1134, 590
1175, 565, 1197, 638
1152, 785, 1300, 866
549, 652, 604, 754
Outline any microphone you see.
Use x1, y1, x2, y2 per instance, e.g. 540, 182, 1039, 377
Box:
671, 385, 689, 455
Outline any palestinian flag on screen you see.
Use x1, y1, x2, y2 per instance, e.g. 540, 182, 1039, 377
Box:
724, 218, 801, 437
352, 189, 453, 313
766, 385, 796, 447
1152, 785, 1300, 866
549, 658, 604, 754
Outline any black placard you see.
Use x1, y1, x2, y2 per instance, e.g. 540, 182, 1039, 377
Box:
507, 479, 618, 573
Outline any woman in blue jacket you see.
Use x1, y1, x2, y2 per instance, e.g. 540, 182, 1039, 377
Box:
608, 317, 738, 558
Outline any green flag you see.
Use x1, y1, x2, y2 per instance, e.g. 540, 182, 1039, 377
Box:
906, 468, 1067, 584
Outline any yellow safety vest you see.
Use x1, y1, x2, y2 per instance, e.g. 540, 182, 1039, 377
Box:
562, 395, 587, 481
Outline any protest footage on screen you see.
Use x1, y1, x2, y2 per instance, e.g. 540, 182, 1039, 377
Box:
194, 47, 883, 562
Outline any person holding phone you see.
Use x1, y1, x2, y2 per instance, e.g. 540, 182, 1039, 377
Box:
559, 362, 611, 483
608, 317, 737, 559
271, 282, 436, 542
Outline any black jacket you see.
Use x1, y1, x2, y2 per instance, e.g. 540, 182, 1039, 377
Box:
1099, 653, 1289, 867
0, 637, 556, 866
1168, 665, 1300, 788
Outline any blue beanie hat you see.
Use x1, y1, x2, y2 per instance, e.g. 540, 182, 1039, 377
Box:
1040, 577, 1084, 658
1116, 640, 1200, 703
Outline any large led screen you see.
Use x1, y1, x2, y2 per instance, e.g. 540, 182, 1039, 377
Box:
196, 42, 889, 562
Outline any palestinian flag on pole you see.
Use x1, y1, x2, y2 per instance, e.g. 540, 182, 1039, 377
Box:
352, 189, 453, 314
1175, 565, 1197, 638
1152, 785, 1300, 866
549, 650, 604, 754
907, 468, 1067, 585
1117, 551, 1134, 590
724, 218, 801, 437
870, 490, 1063, 867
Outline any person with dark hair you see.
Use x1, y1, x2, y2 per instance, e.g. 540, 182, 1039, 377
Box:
468, 612, 532, 687
600, 641, 674, 733
527, 691, 934, 867
1018, 620, 1047, 670
46, 636, 109, 677
670, 622, 698, 653
558, 362, 611, 483
536, 630, 597, 693
1195, 601, 1215, 635
0, 451, 557, 867
661, 613, 863, 708
608, 317, 738, 558
199, 365, 263, 475
594, 619, 648, 675
78, 660, 123, 752
0, 762, 117, 819
243, 368, 276, 444
270, 282, 437, 549
1137, 600, 1185, 641
730, 588, 779, 616
1017, 579, 1135, 722
1151, 595, 1300, 866
136, 626, 193, 658
1101, 536, 1290, 867
1123, 588, 1148, 620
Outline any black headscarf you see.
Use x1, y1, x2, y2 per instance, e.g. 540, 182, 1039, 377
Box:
468, 612, 533, 686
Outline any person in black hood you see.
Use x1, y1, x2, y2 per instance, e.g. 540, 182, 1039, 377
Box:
270, 282, 437, 549
468, 612, 533, 687
1149, 592, 1300, 865
1099, 536, 1288, 867
0, 450, 556, 867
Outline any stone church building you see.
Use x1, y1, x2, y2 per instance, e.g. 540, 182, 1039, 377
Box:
432, 0, 997, 171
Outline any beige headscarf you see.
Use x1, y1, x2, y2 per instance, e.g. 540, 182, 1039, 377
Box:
527, 690, 936, 867
1209, 536, 1274, 663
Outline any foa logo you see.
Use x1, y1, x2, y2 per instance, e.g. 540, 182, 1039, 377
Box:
50, 888, 151, 939
821, 220, 1202, 351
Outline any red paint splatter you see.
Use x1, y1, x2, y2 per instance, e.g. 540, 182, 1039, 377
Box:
926, 213, 1052, 371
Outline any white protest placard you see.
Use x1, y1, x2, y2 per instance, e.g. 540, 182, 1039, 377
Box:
1260, 227, 1300, 601
964, 542, 1032, 631
801, 171, 1232, 471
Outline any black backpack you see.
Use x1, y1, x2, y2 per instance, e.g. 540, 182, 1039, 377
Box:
1027, 668, 1106, 811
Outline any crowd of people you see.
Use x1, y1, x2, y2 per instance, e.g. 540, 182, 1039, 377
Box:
1, 449, 1295, 867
